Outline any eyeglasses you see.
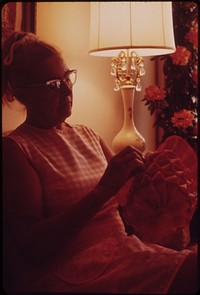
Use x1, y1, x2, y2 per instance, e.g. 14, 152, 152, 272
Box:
15, 69, 77, 91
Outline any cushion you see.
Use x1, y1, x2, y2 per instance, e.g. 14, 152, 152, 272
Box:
116, 136, 197, 250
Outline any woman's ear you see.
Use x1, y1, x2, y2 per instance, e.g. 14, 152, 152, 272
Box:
12, 87, 27, 105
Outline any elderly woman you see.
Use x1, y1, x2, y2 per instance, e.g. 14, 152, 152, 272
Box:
2, 32, 198, 294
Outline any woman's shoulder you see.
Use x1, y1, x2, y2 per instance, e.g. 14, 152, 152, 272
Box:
73, 124, 101, 145
3, 123, 26, 138
2, 136, 16, 148
72, 123, 93, 131
72, 124, 99, 137
2, 135, 29, 165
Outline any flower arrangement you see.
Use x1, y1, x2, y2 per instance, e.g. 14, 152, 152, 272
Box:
143, 2, 198, 151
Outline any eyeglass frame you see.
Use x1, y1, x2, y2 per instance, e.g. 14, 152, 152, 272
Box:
13, 69, 77, 90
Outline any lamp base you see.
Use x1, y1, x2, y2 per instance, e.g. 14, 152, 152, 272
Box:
112, 87, 146, 154
112, 129, 146, 154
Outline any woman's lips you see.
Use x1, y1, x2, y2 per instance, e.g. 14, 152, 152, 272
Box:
67, 95, 72, 104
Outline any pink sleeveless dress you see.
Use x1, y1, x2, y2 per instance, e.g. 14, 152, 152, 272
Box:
5, 122, 192, 294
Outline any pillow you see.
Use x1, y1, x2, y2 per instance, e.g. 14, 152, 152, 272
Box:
116, 136, 197, 250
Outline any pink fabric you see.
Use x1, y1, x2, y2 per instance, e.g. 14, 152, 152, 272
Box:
6, 125, 192, 294
116, 136, 197, 250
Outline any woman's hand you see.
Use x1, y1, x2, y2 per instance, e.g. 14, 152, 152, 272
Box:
97, 145, 145, 196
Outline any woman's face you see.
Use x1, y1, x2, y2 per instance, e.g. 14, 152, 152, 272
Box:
20, 55, 74, 128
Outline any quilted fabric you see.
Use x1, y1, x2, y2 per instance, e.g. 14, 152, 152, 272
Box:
116, 136, 197, 250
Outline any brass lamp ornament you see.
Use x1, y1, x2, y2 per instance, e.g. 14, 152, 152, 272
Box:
111, 50, 145, 92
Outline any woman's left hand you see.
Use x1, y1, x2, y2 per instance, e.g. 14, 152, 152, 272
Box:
97, 145, 145, 197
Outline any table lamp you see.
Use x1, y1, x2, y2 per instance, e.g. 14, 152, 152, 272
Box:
89, 2, 175, 153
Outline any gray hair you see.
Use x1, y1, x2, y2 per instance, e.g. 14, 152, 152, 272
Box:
2, 31, 62, 103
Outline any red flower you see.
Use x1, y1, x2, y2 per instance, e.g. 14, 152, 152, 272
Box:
171, 109, 195, 129
170, 46, 191, 66
144, 85, 166, 102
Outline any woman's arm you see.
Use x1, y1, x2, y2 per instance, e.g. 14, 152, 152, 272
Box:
3, 138, 144, 266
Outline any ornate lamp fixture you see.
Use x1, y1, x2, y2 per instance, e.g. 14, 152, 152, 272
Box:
89, 2, 175, 153
111, 50, 145, 92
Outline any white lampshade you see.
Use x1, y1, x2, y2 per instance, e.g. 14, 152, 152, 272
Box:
89, 1, 176, 57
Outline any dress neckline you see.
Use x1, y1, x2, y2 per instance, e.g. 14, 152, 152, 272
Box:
22, 121, 73, 133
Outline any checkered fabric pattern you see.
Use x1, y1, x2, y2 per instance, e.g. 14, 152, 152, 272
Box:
6, 123, 192, 294
8, 122, 109, 216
